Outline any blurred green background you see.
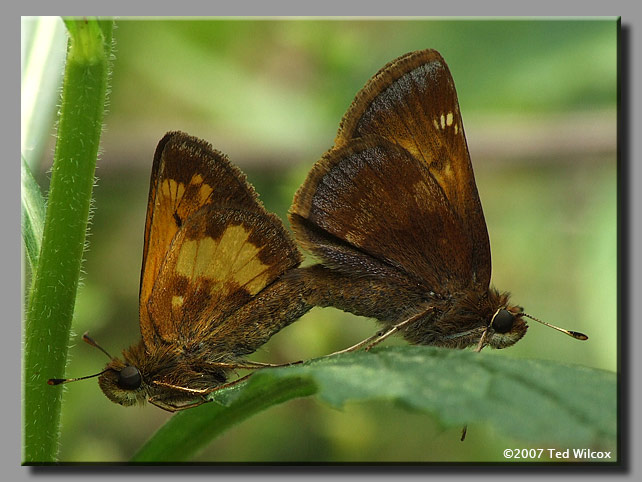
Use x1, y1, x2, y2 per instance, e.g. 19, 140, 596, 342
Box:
24, 18, 617, 462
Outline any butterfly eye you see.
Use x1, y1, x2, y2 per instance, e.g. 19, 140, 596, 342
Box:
118, 365, 142, 390
492, 309, 515, 334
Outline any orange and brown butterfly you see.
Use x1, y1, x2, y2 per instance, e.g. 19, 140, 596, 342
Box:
49, 131, 312, 411
289, 49, 587, 352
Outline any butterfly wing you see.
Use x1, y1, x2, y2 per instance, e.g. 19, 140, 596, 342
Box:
139, 132, 268, 349
290, 49, 490, 292
340, 49, 490, 288
146, 204, 301, 347
291, 137, 474, 292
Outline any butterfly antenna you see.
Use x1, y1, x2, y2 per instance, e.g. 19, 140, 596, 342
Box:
47, 333, 115, 386
82, 332, 114, 359
522, 313, 588, 341
47, 368, 110, 386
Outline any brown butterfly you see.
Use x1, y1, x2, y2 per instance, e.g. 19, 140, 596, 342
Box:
49, 131, 312, 411
289, 49, 587, 353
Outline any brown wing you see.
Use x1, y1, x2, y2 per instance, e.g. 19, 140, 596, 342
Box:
290, 137, 475, 293
146, 204, 301, 347
332, 49, 491, 287
140, 132, 266, 348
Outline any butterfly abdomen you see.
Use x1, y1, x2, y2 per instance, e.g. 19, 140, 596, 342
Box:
300, 264, 431, 324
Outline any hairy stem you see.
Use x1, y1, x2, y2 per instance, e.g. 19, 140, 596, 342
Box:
22, 18, 113, 463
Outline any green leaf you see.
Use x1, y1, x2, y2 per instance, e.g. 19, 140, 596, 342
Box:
21, 17, 66, 170
133, 346, 616, 462
133, 376, 317, 462
21, 156, 46, 274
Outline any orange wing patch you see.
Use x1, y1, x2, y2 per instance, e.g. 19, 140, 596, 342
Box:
146, 205, 301, 346
174, 224, 271, 296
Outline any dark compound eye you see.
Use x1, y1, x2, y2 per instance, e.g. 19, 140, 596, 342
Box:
118, 365, 141, 390
492, 309, 515, 334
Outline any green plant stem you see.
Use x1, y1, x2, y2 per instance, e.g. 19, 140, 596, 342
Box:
131, 376, 317, 462
23, 18, 113, 464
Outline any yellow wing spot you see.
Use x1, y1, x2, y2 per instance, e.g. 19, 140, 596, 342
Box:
431, 164, 455, 192
440, 114, 446, 129
170, 295, 185, 322
433, 119, 440, 130
220, 225, 271, 294
161, 179, 185, 203
198, 183, 214, 204
185, 173, 214, 204
446, 112, 454, 127
175, 225, 271, 296
454, 123, 459, 135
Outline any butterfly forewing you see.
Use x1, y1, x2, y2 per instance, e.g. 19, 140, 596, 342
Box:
139, 132, 267, 348
147, 205, 301, 346
333, 49, 491, 289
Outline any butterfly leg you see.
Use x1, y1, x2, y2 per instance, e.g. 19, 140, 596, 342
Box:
323, 331, 388, 357
324, 307, 433, 356
205, 360, 303, 370
460, 335, 487, 438
243, 360, 303, 368
364, 308, 433, 351
200, 372, 254, 394
460, 328, 491, 436
474, 328, 489, 353
153, 373, 254, 395
149, 373, 255, 412
148, 396, 211, 412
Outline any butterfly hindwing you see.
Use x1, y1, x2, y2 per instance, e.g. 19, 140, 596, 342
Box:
146, 205, 301, 346
332, 49, 491, 289
290, 137, 474, 293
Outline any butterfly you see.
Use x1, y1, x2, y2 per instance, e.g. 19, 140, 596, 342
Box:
50, 131, 312, 411
289, 49, 587, 352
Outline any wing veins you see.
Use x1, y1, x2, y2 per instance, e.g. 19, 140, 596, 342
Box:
224, 231, 250, 283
